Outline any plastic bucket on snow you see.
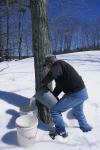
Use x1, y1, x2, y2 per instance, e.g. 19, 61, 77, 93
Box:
16, 115, 38, 147
35, 87, 58, 109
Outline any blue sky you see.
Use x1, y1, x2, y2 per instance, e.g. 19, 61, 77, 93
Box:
48, 0, 100, 21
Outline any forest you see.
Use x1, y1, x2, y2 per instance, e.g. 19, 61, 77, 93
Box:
0, 0, 100, 61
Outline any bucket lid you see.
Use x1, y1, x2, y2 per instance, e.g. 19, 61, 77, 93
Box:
16, 115, 37, 128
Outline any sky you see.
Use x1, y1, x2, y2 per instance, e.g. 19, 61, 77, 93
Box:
48, 0, 100, 22
0, 51, 100, 149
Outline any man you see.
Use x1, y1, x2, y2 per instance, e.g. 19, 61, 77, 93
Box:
42, 54, 92, 138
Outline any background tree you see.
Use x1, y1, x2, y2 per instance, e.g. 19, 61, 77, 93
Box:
91, 19, 100, 49
17, 3, 26, 60
0, 16, 3, 61
49, 16, 80, 53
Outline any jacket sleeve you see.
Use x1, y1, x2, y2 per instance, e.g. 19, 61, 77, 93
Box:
42, 62, 62, 85
42, 70, 54, 85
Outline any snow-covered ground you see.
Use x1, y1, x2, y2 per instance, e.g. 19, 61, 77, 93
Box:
0, 51, 100, 150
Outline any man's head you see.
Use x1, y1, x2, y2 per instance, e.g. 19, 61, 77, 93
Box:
44, 54, 57, 68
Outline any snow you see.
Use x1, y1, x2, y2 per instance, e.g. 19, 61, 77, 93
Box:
0, 51, 100, 150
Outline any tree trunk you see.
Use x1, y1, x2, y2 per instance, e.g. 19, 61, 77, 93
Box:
30, 0, 52, 124
18, 6, 25, 60
0, 16, 3, 59
6, 0, 10, 60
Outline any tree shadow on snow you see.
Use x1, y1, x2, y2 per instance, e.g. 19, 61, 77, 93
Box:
0, 91, 30, 129
66, 109, 79, 128
67, 109, 75, 120
0, 90, 30, 107
2, 130, 18, 146
37, 119, 55, 132
6, 109, 20, 129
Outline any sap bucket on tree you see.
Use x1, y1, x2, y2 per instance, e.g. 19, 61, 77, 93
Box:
16, 115, 38, 147
35, 87, 58, 109
19, 105, 33, 116
19, 96, 37, 116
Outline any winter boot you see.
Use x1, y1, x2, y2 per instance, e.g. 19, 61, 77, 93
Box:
49, 130, 68, 140
80, 125, 92, 132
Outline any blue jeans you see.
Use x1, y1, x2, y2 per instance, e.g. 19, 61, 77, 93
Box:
50, 88, 90, 134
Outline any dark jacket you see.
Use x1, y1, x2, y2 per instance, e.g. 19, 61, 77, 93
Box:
42, 60, 85, 97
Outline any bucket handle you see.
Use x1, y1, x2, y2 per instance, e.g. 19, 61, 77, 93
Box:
16, 125, 37, 130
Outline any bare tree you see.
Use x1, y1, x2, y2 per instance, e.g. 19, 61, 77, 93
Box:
17, 6, 26, 59
79, 18, 100, 50
30, 0, 52, 123
0, 16, 3, 60
49, 16, 80, 53
0, 0, 30, 59
91, 19, 100, 49
0, 0, 17, 60
6, 0, 10, 53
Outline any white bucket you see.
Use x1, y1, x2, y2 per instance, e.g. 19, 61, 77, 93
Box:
16, 115, 38, 147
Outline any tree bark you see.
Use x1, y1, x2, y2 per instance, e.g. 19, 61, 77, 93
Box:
30, 0, 52, 124
6, 0, 10, 60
